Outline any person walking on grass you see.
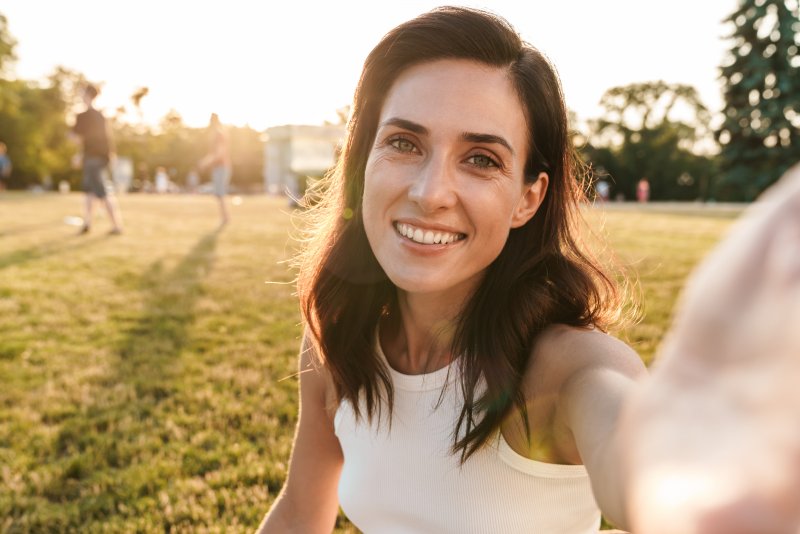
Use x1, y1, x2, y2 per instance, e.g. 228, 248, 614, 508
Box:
197, 113, 231, 227
71, 83, 123, 235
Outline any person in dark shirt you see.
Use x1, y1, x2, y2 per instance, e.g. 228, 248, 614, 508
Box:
71, 83, 123, 234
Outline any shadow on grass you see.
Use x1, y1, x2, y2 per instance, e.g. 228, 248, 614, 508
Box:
0, 219, 64, 238
116, 228, 221, 394
0, 233, 109, 271
14, 230, 224, 525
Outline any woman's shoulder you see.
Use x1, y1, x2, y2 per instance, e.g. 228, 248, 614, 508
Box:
538, 323, 637, 359
298, 331, 340, 422
507, 324, 645, 465
524, 324, 645, 395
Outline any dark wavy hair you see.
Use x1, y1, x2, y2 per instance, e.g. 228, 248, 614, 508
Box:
297, 6, 622, 461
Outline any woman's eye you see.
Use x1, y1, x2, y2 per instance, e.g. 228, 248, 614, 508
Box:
389, 137, 417, 152
467, 154, 498, 169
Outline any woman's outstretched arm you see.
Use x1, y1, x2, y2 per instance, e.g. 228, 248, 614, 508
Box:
623, 164, 800, 534
257, 334, 343, 533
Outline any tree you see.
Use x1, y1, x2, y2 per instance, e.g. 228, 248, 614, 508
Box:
0, 11, 264, 191
716, 0, 800, 201
0, 14, 83, 189
584, 81, 716, 201
48, 65, 89, 116
0, 11, 19, 147
110, 111, 265, 192
0, 12, 16, 75
0, 63, 86, 189
130, 86, 149, 127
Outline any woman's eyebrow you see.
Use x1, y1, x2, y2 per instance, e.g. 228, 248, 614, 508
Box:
378, 118, 514, 155
461, 132, 514, 155
379, 117, 428, 134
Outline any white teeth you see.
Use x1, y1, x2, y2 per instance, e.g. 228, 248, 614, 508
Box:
395, 222, 463, 245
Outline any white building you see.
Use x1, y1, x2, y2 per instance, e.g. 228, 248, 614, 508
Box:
263, 124, 345, 201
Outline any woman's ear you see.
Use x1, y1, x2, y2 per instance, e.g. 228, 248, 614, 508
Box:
511, 172, 549, 228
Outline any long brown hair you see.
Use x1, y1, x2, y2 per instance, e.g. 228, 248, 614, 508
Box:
296, 6, 622, 461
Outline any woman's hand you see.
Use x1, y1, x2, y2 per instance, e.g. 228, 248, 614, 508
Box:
623, 164, 800, 534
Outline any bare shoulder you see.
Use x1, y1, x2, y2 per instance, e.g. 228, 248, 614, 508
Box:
298, 331, 339, 422
510, 324, 646, 466
530, 325, 646, 527
528, 324, 646, 393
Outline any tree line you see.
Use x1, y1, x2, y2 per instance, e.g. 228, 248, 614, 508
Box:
1, 1, 798, 200
0, 15, 263, 193
581, 0, 799, 202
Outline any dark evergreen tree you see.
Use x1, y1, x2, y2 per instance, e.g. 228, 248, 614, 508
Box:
716, 0, 800, 201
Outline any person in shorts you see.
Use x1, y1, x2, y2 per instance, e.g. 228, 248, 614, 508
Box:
198, 113, 231, 226
71, 84, 123, 234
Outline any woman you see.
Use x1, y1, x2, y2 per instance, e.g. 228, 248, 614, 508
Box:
259, 7, 645, 532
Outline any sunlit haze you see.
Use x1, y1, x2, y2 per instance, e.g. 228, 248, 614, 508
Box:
3, 0, 738, 130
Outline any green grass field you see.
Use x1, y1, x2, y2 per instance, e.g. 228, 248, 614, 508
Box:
0, 192, 741, 533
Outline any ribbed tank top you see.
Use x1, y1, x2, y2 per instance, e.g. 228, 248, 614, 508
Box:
334, 341, 602, 533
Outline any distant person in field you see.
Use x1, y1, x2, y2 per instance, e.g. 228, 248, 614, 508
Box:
595, 179, 610, 203
197, 113, 231, 226
0, 141, 12, 192
186, 169, 199, 193
636, 177, 650, 203
154, 166, 170, 194
71, 83, 123, 235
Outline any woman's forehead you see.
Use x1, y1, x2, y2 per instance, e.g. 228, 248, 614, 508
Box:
377, 59, 528, 149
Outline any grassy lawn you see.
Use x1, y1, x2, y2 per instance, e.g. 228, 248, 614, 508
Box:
0, 192, 741, 532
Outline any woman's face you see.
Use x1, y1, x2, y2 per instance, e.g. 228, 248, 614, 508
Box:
362, 59, 547, 301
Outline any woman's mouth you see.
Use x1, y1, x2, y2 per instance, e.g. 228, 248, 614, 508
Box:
394, 222, 466, 245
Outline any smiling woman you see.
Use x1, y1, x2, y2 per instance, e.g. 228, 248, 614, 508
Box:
362, 59, 545, 302
257, 6, 646, 534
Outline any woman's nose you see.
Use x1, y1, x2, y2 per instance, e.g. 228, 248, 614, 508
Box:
407, 154, 457, 212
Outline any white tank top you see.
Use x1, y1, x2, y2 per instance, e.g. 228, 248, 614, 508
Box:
334, 342, 602, 533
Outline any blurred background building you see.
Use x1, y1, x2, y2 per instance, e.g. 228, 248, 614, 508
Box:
262, 124, 345, 203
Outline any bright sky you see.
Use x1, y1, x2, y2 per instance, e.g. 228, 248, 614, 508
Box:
2, 0, 738, 131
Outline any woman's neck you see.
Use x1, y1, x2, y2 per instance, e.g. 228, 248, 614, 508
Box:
381, 288, 466, 375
